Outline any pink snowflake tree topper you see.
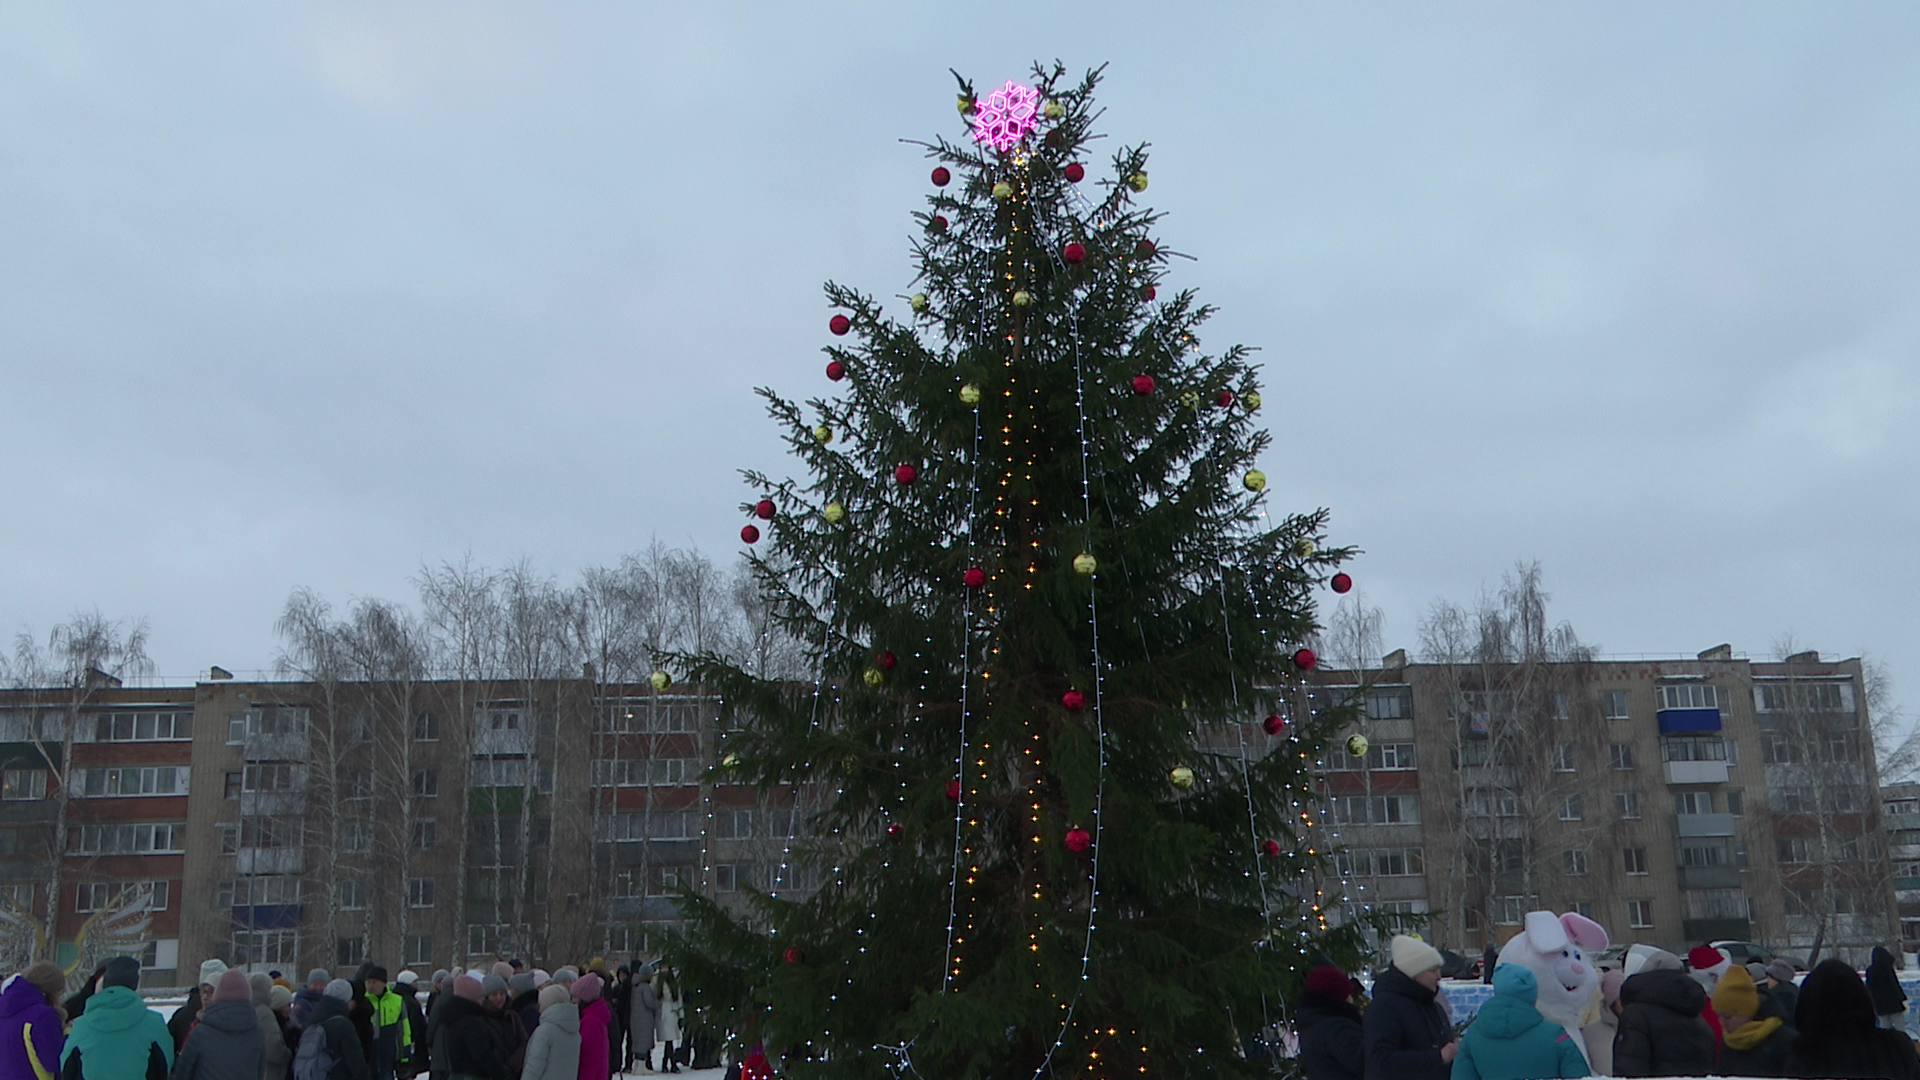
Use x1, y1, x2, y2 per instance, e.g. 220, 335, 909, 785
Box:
971, 81, 1041, 153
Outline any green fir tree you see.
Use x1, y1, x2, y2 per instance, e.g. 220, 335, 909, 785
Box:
671, 63, 1368, 1080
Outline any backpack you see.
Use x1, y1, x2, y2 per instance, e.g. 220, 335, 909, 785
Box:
294, 1022, 338, 1080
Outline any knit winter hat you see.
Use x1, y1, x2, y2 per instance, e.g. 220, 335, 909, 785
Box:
1766, 959, 1797, 986
99, 955, 140, 991
489, 962, 515, 979
454, 975, 485, 1003
1601, 968, 1626, 1009
397, 970, 419, 986
325, 979, 354, 1001
1304, 965, 1350, 999
431, 969, 450, 987
1390, 935, 1444, 978
573, 972, 604, 1002
481, 974, 509, 999
363, 965, 388, 983
250, 972, 274, 1005
553, 966, 579, 985
1688, 945, 1728, 971
214, 968, 252, 1003
307, 968, 331, 986
509, 973, 535, 995
531, 968, 551, 988
1639, 948, 1684, 972
1746, 962, 1770, 984
199, 958, 229, 988
271, 985, 294, 1010
538, 984, 571, 1010
1713, 965, 1761, 1017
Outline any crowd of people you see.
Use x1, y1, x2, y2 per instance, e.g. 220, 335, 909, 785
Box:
0, 952, 693, 1080
1297, 936, 1920, 1080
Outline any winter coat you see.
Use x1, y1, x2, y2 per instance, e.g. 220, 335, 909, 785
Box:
626, 986, 656, 1058
1363, 967, 1453, 1080
366, 989, 411, 1076
290, 989, 325, 1032
1868, 949, 1909, 1020
653, 991, 681, 1046
575, 1002, 609, 1080
251, 981, 291, 1080
1295, 990, 1365, 1080
1452, 968, 1588, 1080
303, 997, 370, 1080
1, 974, 65, 1080
171, 1000, 264, 1080
1612, 969, 1714, 1078
1787, 959, 1920, 1080
399, 988, 428, 1074
1770, 981, 1802, 1027
518, 1004, 577, 1080
164, 998, 199, 1057
508, 993, 539, 1040
1718, 1016, 1794, 1078
60, 985, 173, 1080
434, 997, 506, 1080
479, 1006, 525, 1077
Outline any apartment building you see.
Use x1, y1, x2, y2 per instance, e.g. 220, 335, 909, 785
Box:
1315, 647, 1897, 964
1883, 782, 1920, 945
0, 677, 817, 984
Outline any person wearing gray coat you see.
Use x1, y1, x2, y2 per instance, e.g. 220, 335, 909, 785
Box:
626, 975, 658, 1071
250, 973, 293, 1080
173, 970, 266, 1080
519, 987, 579, 1080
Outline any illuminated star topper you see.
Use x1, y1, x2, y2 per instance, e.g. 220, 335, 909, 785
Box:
971, 81, 1041, 153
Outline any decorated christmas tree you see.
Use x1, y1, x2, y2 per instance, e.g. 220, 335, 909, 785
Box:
672, 64, 1366, 1080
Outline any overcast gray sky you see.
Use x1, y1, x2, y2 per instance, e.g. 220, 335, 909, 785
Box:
3, 3, 1917, 726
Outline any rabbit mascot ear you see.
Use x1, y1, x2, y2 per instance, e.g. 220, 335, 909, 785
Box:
1560, 911, 1608, 951
1522, 910, 1569, 953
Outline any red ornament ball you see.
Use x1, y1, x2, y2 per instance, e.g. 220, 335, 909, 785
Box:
829, 314, 851, 336
1136, 239, 1156, 257
963, 567, 986, 589
894, 464, 918, 485
1143, 285, 1157, 301
931, 166, 951, 187
929, 215, 948, 233
1064, 162, 1085, 183
1293, 647, 1317, 671
782, 947, 804, 966
1216, 390, 1235, 408
825, 360, 847, 381
1061, 689, 1086, 712
1131, 374, 1156, 396
1331, 572, 1353, 594
877, 650, 897, 671
886, 822, 904, 841
1261, 838, 1283, 857
740, 525, 760, 544
1064, 826, 1093, 854
946, 779, 962, 802
754, 499, 776, 520
1262, 714, 1286, 736
1062, 242, 1086, 264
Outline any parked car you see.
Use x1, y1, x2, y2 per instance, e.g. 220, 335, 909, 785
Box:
1711, 940, 1807, 970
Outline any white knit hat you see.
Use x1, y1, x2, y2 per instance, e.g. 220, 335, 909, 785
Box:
1391, 934, 1444, 978
198, 959, 229, 988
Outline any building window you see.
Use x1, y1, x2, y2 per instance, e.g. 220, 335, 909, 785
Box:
231, 930, 299, 966
1777, 836, 1812, 864
1628, 900, 1654, 928
227, 708, 308, 744
1610, 744, 1635, 770
348, 714, 373, 745
1372, 743, 1416, 770
715, 810, 755, 839
75, 881, 168, 913
715, 865, 740, 892
342, 822, 372, 855
343, 770, 373, 800
1571, 900, 1594, 918
1564, 849, 1589, 876
1756, 682, 1849, 713
224, 773, 241, 800
405, 935, 434, 967
1602, 691, 1630, 721
219, 825, 239, 856
1772, 787, 1815, 814
241, 819, 299, 850
407, 878, 435, 908
1727, 789, 1744, 816
73, 766, 191, 797
1495, 896, 1532, 925
1463, 906, 1482, 932
1675, 791, 1713, 815
411, 769, 438, 798
1551, 744, 1576, 772
1, 770, 46, 801
338, 880, 366, 910
411, 820, 436, 851
1832, 787, 1862, 813
1338, 848, 1426, 877
1559, 795, 1583, 821
648, 865, 692, 896
1886, 798, 1919, 818
1615, 791, 1640, 819
1657, 684, 1720, 711
68, 823, 186, 854
219, 876, 299, 907
243, 764, 301, 793
413, 712, 440, 742
1662, 736, 1726, 763
1680, 843, 1728, 867
336, 936, 367, 968
1366, 689, 1413, 719
90, 711, 193, 742
1623, 847, 1649, 875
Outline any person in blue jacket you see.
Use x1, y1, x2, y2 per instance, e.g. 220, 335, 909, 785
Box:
59, 956, 173, 1080
1452, 965, 1590, 1080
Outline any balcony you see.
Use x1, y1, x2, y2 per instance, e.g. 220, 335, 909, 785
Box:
1676, 812, 1738, 838
239, 792, 305, 817
1683, 916, 1750, 941
242, 732, 309, 762
473, 728, 532, 756
235, 848, 304, 875
1666, 760, 1729, 785
1658, 708, 1723, 734
1679, 865, 1741, 889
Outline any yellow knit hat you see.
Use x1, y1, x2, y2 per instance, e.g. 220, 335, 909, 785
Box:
1713, 964, 1760, 1017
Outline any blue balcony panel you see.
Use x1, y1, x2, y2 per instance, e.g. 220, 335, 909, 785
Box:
1658, 707, 1723, 734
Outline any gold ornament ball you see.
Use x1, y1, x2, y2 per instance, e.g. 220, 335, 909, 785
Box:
1295, 539, 1317, 558
1012, 289, 1033, 308
649, 670, 671, 691
813, 425, 833, 444
1169, 765, 1196, 789
957, 96, 974, 114
1346, 734, 1370, 758
1244, 391, 1262, 410
992, 181, 1014, 201
863, 667, 885, 687
1044, 100, 1065, 120
721, 752, 741, 768
1179, 390, 1201, 409
1128, 172, 1150, 192
1243, 469, 1267, 492
1073, 552, 1097, 575
959, 383, 982, 405
910, 292, 929, 313
823, 502, 846, 525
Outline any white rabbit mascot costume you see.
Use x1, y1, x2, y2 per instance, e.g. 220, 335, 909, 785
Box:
1494, 910, 1611, 1067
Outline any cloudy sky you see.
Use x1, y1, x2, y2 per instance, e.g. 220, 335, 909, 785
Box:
3, 3, 1917, 725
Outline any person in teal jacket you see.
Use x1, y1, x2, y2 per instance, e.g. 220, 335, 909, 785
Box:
1451, 965, 1590, 1080
58, 956, 173, 1080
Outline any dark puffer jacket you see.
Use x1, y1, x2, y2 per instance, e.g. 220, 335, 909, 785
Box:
1613, 968, 1714, 1078
434, 997, 507, 1080
1297, 990, 1365, 1080
1867, 948, 1909, 1019
1363, 967, 1453, 1080
1787, 959, 1920, 1080
172, 999, 265, 1080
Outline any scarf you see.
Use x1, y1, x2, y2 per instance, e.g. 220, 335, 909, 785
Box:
1724, 1015, 1784, 1051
